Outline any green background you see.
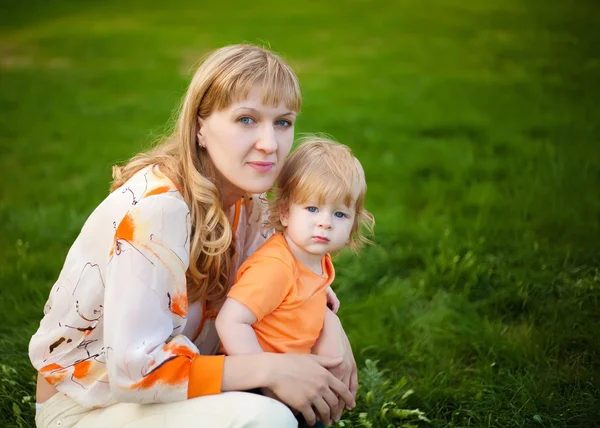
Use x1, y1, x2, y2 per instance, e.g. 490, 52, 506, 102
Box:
1, 0, 598, 426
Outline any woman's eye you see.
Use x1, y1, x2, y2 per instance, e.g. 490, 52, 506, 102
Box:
238, 117, 255, 125
334, 212, 347, 218
275, 119, 292, 127
306, 206, 318, 213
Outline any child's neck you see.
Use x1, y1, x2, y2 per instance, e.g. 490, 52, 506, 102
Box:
282, 233, 324, 275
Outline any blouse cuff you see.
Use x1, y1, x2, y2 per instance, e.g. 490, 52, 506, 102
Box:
187, 355, 225, 398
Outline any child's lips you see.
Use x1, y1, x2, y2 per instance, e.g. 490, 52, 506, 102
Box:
313, 236, 330, 243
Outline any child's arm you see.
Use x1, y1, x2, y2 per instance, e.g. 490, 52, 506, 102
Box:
216, 297, 284, 402
216, 298, 263, 355
312, 308, 344, 358
312, 308, 357, 421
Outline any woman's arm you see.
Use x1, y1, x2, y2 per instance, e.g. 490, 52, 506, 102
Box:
221, 352, 354, 426
104, 194, 215, 403
216, 298, 355, 426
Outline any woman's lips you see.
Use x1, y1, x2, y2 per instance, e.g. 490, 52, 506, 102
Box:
247, 161, 274, 172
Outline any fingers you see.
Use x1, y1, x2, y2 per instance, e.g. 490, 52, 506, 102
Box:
339, 372, 354, 413
325, 366, 346, 422
328, 374, 355, 409
327, 292, 340, 313
321, 387, 340, 416
326, 287, 339, 315
299, 403, 317, 427
331, 396, 345, 423
310, 354, 343, 369
312, 396, 331, 426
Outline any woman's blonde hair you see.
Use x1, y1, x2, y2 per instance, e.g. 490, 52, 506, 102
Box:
111, 44, 301, 303
267, 136, 375, 251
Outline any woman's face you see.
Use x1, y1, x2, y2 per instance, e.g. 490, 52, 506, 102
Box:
198, 85, 297, 207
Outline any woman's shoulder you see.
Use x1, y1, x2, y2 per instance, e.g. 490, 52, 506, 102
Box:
112, 165, 188, 209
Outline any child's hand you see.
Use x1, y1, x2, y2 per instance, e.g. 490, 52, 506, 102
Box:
326, 286, 340, 313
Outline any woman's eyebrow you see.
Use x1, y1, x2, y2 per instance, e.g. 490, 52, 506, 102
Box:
233, 107, 258, 112
233, 107, 296, 117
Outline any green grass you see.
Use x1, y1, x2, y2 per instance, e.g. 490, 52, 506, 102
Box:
1, 0, 599, 426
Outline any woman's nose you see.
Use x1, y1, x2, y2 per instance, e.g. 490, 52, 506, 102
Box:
255, 125, 278, 153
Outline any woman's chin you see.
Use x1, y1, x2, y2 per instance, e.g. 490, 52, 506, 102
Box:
238, 178, 276, 195
242, 185, 273, 195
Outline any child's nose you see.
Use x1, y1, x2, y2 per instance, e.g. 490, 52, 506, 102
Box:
318, 215, 332, 229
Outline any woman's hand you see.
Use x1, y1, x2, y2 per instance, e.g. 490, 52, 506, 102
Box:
264, 353, 355, 427
326, 286, 340, 313
312, 309, 358, 423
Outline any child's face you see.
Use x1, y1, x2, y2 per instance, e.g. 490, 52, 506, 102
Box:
281, 198, 355, 258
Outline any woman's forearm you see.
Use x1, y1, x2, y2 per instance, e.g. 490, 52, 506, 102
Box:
221, 353, 272, 392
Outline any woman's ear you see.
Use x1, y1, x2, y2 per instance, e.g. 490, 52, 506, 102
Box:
197, 115, 203, 136
197, 116, 205, 149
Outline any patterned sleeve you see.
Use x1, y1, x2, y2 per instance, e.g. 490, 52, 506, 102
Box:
104, 194, 222, 403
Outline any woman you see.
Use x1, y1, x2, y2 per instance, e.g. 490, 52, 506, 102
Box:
29, 44, 356, 428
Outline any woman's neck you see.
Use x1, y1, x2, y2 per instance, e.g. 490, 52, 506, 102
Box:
199, 156, 243, 210
214, 172, 244, 210
221, 186, 244, 210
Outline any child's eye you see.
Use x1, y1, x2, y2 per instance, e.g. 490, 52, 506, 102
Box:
334, 211, 347, 218
238, 117, 255, 125
306, 206, 318, 213
275, 119, 292, 127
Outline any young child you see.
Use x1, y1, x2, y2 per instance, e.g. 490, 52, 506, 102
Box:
216, 137, 374, 423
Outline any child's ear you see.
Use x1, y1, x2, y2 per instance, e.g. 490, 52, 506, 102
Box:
280, 205, 289, 227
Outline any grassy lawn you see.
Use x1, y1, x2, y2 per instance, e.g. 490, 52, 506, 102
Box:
1, 0, 599, 426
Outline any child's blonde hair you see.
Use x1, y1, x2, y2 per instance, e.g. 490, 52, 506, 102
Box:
267, 136, 375, 251
111, 44, 301, 303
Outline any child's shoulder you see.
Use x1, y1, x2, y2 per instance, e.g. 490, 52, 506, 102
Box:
250, 232, 293, 260
242, 232, 296, 271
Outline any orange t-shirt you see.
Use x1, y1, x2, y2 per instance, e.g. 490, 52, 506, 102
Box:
227, 232, 335, 354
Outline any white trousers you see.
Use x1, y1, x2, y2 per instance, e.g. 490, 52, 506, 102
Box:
35, 391, 298, 428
